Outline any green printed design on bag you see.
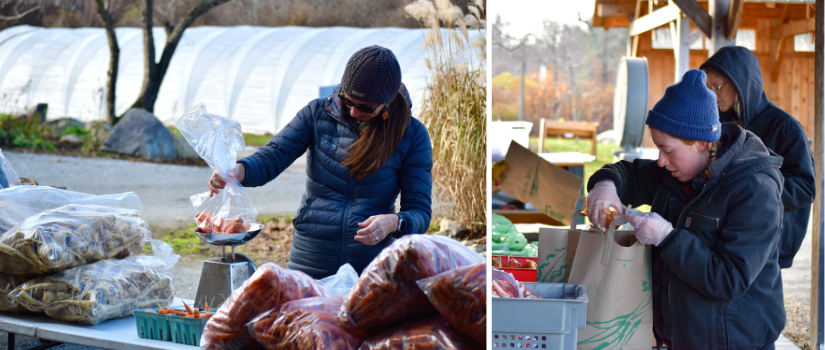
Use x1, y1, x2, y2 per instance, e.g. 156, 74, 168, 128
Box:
578, 262, 654, 349
537, 248, 569, 283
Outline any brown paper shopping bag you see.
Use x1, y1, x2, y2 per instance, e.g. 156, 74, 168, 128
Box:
536, 211, 583, 283
568, 225, 653, 350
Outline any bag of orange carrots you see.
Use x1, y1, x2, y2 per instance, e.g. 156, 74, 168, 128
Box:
339, 235, 483, 334
358, 315, 476, 350
200, 263, 330, 350
416, 262, 486, 347
248, 296, 364, 350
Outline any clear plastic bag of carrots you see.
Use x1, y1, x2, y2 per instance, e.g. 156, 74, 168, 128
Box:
248, 296, 364, 350
200, 263, 330, 350
416, 262, 486, 346
339, 235, 484, 333
358, 315, 476, 350
175, 103, 258, 234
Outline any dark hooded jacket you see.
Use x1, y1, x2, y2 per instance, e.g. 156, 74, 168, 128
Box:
701, 46, 815, 268
588, 124, 785, 349
238, 84, 433, 279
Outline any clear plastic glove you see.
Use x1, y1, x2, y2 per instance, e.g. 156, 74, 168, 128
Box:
623, 212, 674, 246
586, 181, 625, 229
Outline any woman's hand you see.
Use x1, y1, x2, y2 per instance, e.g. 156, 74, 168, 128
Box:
355, 214, 399, 245
623, 212, 674, 246
207, 164, 245, 196
585, 181, 625, 229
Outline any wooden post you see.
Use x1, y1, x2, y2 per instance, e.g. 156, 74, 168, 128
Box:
538, 118, 546, 153
812, 1, 825, 349
709, 0, 735, 56
671, 13, 691, 82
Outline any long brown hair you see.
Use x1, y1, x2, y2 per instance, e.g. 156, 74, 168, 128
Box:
343, 92, 411, 179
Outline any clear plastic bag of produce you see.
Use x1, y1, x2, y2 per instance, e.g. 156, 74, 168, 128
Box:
201, 262, 330, 350
175, 103, 257, 233
0, 273, 29, 312
248, 296, 364, 350
416, 262, 486, 346
0, 204, 150, 276
319, 263, 359, 297
0, 149, 20, 189
0, 186, 142, 233
358, 315, 477, 350
7, 254, 175, 325
339, 235, 484, 333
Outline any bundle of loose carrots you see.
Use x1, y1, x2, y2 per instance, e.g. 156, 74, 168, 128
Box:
143, 300, 213, 319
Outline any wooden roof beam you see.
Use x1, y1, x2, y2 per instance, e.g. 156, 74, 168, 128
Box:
598, 4, 635, 17
671, 0, 713, 38
629, 3, 681, 36
783, 17, 817, 37
726, 0, 744, 40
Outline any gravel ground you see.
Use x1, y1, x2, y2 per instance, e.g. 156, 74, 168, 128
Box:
781, 213, 814, 350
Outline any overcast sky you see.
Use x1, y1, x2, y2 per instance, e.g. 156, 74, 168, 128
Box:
489, 0, 597, 39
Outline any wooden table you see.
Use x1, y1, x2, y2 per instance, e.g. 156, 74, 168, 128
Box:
538, 119, 599, 156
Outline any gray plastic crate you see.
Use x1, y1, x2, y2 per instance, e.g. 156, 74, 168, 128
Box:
492, 283, 587, 349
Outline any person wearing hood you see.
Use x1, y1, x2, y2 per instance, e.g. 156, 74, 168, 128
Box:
206, 45, 433, 279
586, 70, 785, 349
700, 46, 815, 268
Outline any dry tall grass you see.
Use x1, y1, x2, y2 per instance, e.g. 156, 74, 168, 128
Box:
406, 0, 486, 234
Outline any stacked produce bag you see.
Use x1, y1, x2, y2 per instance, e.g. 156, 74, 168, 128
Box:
491, 214, 537, 257
0, 186, 176, 325
202, 234, 487, 350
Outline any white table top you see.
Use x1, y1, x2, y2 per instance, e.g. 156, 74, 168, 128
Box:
0, 298, 197, 350
538, 152, 596, 164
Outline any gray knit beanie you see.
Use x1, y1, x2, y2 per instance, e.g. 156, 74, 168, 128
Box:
341, 45, 402, 105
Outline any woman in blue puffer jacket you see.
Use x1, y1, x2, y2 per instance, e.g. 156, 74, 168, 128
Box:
208, 46, 433, 279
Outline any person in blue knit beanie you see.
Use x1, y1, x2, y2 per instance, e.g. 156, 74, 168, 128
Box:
205, 45, 434, 279
585, 69, 786, 349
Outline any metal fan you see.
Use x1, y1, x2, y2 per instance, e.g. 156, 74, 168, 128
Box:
612, 57, 649, 161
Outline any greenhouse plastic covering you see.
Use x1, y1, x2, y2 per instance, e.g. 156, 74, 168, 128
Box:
0, 25, 484, 134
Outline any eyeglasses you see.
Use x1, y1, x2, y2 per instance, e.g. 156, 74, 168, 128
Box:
707, 82, 727, 93
339, 92, 380, 114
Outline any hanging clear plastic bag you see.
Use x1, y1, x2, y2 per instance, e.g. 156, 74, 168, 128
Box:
0, 204, 150, 276
7, 254, 175, 325
0, 149, 20, 189
0, 186, 142, 233
319, 263, 359, 297
175, 103, 257, 233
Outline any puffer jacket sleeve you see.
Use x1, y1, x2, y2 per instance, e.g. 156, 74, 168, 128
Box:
587, 158, 665, 208
393, 121, 433, 237
658, 175, 782, 301
237, 101, 316, 187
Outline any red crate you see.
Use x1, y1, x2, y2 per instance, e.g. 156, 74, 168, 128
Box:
492, 255, 538, 282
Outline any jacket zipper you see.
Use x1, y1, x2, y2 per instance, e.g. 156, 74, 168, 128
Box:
340, 121, 357, 266
689, 211, 720, 228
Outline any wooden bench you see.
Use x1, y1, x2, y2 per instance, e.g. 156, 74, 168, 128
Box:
538, 119, 599, 155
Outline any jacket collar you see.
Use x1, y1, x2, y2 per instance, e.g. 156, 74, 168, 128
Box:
700, 123, 783, 188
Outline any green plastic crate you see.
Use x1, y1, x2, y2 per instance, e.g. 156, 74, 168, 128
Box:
133, 309, 171, 341
169, 313, 210, 346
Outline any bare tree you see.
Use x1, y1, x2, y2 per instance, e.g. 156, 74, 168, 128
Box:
93, 0, 118, 124
0, 0, 39, 20
131, 0, 231, 113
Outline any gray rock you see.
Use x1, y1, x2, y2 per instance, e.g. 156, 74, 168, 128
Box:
172, 132, 199, 160
59, 134, 83, 144
434, 229, 456, 239
102, 108, 176, 162
48, 117, 86, 135
27, 103, 47, 124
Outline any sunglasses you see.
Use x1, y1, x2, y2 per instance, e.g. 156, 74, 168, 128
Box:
339, 92, 381, 114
